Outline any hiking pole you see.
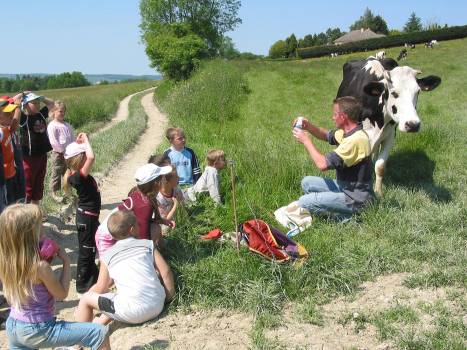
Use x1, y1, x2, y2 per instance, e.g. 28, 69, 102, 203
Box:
229, 160, 240, 252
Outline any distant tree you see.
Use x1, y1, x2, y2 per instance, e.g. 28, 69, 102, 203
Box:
325, 27, 344, 44
350, 7, 389, 34
238, 52, 263, 60
314, 32, 328, 46
285, 34, 298, 57
425, 19, 443, 31
388, 29, 403, 36
269, 40, 287, 59
404, 12, 423, 33
218, 36, 240, 59
143, 23, 208, 80
299, 34, 315, 48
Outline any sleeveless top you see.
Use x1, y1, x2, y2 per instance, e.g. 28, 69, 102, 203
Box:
9, 283, 54, 323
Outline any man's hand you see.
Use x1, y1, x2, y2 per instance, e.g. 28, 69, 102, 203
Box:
293, 128, 312, 145
292, 117, 311, 131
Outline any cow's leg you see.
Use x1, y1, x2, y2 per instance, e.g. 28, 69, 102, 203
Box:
374, 126, 396, 196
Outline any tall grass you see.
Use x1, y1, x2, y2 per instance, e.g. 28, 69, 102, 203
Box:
38, 80, 156, 131
155, 37, 467, 325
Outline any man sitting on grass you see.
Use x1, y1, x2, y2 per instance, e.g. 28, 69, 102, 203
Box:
292, 96, 374, 221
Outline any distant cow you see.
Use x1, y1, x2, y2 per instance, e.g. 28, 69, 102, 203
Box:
336, 57, 441, 195
397, 48, 408, 61
430, 40, 438, 45
425, 42, 434, 49
404, 43, 416, 49
330, 52, 338, 58
375, 51, 386, 60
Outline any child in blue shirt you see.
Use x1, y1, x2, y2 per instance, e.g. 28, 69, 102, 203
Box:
162, 127, 201, 186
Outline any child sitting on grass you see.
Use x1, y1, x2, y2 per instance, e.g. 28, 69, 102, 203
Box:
186, 149, 226, 205
76, 210, 175, 326
94, 163, 173, 256
0, 204, 109, 350
156, 166, 185, 234
163, 127, 201, 186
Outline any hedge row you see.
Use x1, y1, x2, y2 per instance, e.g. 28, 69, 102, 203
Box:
297, 25, 467, 59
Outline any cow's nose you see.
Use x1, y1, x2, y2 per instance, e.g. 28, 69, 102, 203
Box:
405, 121, 420, 132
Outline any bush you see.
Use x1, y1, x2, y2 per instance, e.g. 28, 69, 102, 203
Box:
297, 25, 467, 59
159, 60, 249, 122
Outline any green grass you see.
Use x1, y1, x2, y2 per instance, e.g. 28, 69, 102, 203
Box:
154, 38, 467, 347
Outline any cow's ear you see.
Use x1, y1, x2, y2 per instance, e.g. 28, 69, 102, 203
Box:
363, 81, 386, 96
417, 75, 441, 91
380, 58, 398, 71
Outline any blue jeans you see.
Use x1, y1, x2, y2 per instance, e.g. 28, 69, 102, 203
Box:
6, 317, 108, 350
298, 176, 355, 220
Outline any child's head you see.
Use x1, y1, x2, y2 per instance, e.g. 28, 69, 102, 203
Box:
107, 210, 138, 240
49, 100, 67, 122
22, 92, 43, 115
148, 154, 171, 167
0, 96, 18, 126
0, 204, 42, 308
161, 165, 179, 189
64, 142, 87, 171
166, 127, 186, 150
206, 149, 226, 170
134, 163, 172, 198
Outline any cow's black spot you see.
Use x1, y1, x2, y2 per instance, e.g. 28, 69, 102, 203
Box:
391, 91, 399, 98
392, 105, 397, 114
382, 89, 389, 101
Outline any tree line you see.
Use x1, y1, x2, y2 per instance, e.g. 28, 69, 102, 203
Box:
0, 72, 90, 93
269, 8, 449, 59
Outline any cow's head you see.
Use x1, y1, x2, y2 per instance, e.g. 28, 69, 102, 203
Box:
363, 65, 441, 132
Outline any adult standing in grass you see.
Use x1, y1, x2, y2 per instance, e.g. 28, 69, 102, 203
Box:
292, 96, 374, 220
19, 92, 54, 210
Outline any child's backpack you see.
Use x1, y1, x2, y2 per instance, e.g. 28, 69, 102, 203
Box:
238, 219, 308, 262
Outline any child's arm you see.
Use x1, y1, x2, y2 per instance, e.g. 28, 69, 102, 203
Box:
191, 149, 202, 183
165, 197, 178, 221
78, 133, 95, 177
153, 248, 175, 301
207, 171, 221, 204
89, 261, 112, 294
42, 96, 55, 110
37, 247, 71, 300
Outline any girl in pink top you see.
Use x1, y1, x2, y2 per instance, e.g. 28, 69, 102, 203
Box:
47, 101, 74, 202
95, 163, 174, 256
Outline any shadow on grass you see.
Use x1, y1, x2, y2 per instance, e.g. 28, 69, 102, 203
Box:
385, 149, 452, 203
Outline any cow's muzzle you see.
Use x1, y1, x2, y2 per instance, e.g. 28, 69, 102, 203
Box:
405, 121, 421, 132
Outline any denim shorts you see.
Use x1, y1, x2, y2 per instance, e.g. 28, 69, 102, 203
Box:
6, 317, 108, 350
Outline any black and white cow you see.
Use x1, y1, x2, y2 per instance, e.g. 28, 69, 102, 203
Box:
336, 58, 441, 195
397, 48, 408, 61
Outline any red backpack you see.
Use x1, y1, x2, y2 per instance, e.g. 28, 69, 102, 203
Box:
239, 219, 307, 262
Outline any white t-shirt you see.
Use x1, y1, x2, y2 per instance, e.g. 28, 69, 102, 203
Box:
101, 237, 166, 324
156, 186, 184, 219
186, 166, 221, 204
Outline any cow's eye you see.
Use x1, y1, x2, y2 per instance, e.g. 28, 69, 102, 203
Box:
391, 91, 399, 98
392, 105, 398, 114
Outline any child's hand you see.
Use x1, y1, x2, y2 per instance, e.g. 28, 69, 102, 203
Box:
56, 247, 70, 262
164, 219, 176, 229
76, 133, 85, 143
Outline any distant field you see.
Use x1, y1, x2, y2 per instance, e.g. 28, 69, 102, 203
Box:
155, 38, 466, 348
2, 80, 156, 132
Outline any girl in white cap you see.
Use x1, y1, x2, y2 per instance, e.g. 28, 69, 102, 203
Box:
94, 163, 173, 256
63, 133, 100, 294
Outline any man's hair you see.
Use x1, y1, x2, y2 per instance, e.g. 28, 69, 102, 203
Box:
107, 210, 138, 240
165, 127, 185, 142
148, 154, 171, 166
206, 149, 225, 166
333, 96, 362, 122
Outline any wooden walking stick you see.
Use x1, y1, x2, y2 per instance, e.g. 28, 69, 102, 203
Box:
229, 160, 240, 251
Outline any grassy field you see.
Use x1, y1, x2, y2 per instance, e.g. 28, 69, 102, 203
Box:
154, 38, 467, 348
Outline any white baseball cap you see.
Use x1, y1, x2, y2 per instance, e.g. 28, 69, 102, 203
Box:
134, 164, 172, 185
64, 142, 87, 160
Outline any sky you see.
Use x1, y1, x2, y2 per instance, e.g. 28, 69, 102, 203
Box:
1, 0, 465, 75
